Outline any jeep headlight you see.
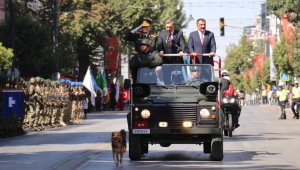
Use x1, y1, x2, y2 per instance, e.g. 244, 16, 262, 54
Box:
229, 98, 236, 103
141, 109, 151, 119
200, 109, 210, 118
222, 98, 229, 104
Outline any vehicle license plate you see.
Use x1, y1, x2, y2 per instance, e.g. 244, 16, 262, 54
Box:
132, 129, 150, 134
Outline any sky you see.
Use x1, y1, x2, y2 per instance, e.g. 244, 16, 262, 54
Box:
182, 0, 266, 59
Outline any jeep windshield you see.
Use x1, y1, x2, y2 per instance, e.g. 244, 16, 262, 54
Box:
136, 64, 214, 86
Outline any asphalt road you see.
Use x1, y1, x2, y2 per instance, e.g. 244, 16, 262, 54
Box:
1, 104, 300, 170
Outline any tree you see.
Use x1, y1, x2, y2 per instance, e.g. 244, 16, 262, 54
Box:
262, 57, 270, 85
250, 70, 261, 92
0, 15, 54, 78
0, 43, 13, 74
224, 35, 253, 89
266, 0, 300, 76
266, 0, 300, 23
273, 34, 293, 78
2, 0, 186, 79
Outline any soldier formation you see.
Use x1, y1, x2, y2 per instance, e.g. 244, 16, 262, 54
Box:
0, 77, 86, 138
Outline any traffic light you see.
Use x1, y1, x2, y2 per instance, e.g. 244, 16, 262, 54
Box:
220, 17, 225, 36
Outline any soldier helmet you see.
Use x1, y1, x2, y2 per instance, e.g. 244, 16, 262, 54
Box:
139, 18, 152, 27
35, 77, 41, 83
29, 77, 35, 83
140, 39, 151, 46
223, 76, 230, 80
221, 70, 229, 77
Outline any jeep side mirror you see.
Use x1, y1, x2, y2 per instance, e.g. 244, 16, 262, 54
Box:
124, 79, 131, 89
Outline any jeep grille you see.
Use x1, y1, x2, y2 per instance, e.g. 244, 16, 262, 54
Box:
153, 105, 197, 128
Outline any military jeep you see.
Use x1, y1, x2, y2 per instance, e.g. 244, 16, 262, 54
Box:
125, 63, 224, 161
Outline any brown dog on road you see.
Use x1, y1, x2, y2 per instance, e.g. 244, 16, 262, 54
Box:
111, 129, 127, 166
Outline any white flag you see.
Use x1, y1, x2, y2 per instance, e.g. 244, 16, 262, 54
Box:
83, 66, 99, 97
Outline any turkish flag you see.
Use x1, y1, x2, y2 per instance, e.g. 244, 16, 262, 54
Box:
123, 89, 130, 101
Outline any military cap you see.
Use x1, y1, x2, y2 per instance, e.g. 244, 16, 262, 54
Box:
35, 77, 41, 82
29, 77, 36, 83
139, 18, 152, 27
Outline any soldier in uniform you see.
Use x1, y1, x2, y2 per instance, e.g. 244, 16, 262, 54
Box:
58, 82, 68, 126
64, 82, 73, 124
125, 18, 156, 52
129, 38, 163, 82
70, 83, 78, 124
27, 77, 37, 129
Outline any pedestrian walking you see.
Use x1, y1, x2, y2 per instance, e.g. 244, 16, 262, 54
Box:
83, 96, 89, 119
277, 82, 288, 119
291, 80, 300, 119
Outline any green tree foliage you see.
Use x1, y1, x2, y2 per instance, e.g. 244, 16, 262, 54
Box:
224, 35, 253, 89
266, 0, 300, 76
108, 0, 185, 38
59, 0, 113, 79
242, 73, 251, 93
0, 16, 54, 78
250, 70, 261, 92
291, 35, 300, 77
0, 43, 13, 73
266, 0, 300, 23
262, 57, 270, 85
273, 34, 293, 77
1, 0, 186, 79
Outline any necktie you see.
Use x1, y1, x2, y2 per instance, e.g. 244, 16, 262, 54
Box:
200, 32, 204, 45
167, 33, 172, 45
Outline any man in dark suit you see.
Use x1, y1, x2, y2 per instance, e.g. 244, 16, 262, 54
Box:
157, 20, 185, 64
188, 18, 216, 65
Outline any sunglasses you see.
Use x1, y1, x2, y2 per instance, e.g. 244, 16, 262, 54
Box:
191, 70, 201, 72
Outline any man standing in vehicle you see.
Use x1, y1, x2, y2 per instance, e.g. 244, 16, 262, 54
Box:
157, 20, 185, 64
125, 18, 156, 52
188, 18, 216, 65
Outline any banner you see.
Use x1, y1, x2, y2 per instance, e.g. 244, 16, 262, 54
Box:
106, 38, 119, 71
96, 71, 108, 95
252, 53, 265, 79
281, 14, 297, 61
2, 90, 24, 118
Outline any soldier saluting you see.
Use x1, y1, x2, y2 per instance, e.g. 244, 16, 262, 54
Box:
125, 18, 156, 52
